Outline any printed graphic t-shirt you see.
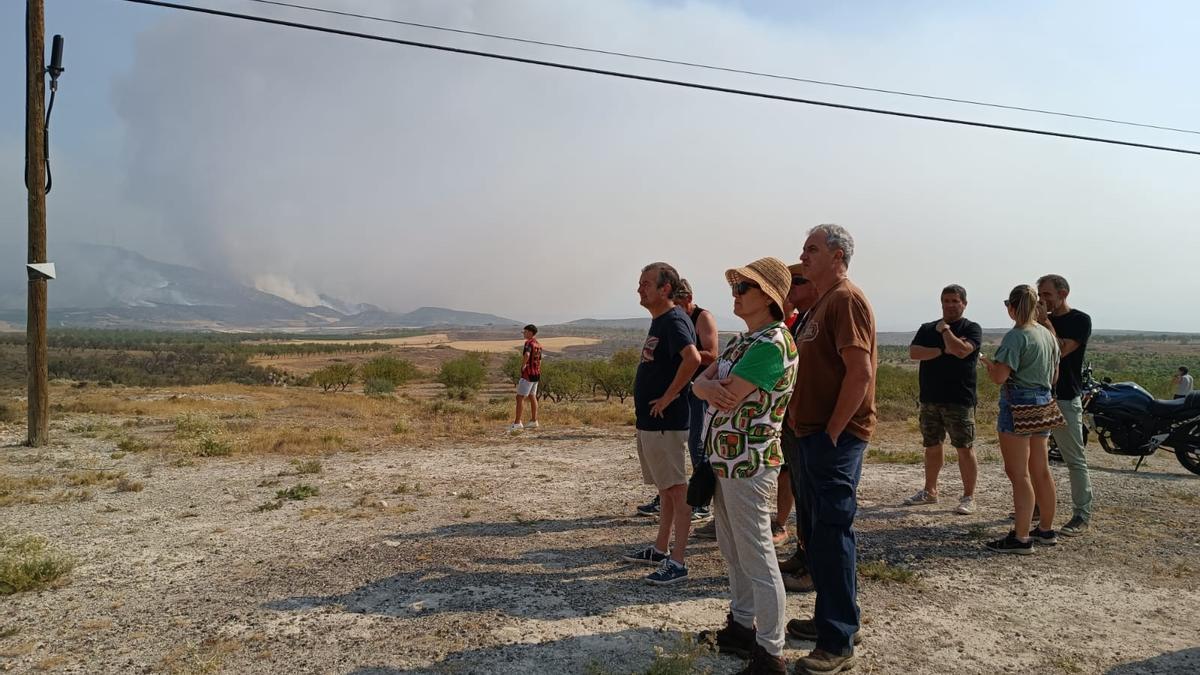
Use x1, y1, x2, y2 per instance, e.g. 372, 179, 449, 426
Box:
634, 305, 697, 431
705, 322, 798, 479
787, 279, 878, 442
521, 338, 542, 381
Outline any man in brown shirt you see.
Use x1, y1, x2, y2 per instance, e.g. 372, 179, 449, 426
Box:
785, 224, 877, 675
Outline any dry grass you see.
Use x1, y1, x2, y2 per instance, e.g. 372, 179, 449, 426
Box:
160, 638, 242, 675
64, 470, 125, 487
0, 533, 76, 595
859, 559, 919, 584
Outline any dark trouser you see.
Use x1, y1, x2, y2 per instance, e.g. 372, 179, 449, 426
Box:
686, 391, 711, 508
781, 426, 809, 556
797, 431, 867, 656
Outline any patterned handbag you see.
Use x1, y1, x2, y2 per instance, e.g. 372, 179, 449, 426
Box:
1008, 388, 1066, 434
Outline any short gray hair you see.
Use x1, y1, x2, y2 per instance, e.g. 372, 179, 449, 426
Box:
1037, 274, 1070, 294
808, 223, 855, 267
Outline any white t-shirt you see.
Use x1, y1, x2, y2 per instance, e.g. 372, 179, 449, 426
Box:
1177, 373, 1194, 396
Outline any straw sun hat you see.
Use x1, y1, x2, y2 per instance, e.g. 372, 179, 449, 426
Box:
725, 257, 791, 313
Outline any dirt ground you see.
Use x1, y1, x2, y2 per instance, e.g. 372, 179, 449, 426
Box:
2, 411, 1199, 674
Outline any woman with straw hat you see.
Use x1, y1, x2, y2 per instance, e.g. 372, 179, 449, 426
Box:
694, 256, 798, 675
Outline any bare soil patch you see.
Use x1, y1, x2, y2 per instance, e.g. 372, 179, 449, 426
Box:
1, 396, 1198, 674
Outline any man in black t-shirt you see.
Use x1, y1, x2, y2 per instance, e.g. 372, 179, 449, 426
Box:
1038, 274, 1093, 536
622, 262, 701, 586
904, 285, 983, 515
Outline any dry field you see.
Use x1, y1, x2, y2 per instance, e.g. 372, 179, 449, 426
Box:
1, 382, 1198, 674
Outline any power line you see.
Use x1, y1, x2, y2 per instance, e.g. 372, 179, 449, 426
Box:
117, 0, 1200, 157
242, 0, 1200, 137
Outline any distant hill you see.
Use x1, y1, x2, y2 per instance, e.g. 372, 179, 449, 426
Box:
0, 244, 518, 331
563, 317, 651, 331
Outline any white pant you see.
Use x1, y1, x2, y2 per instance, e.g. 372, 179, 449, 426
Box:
713, 468, 786, 655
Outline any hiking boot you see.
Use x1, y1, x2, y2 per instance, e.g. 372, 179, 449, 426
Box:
771, 522, 788, 546
903, 488, 938, 506
778, 550, 807, 575
785, 618, 862, 645
691, 505, 713, 522
736, 643, 786, 675
622, 545, 669, 565
795, 648, 856, 674
698, 612, 756, 658
645, 558, 688, 585
693, 519, 717, 540
636, 495, 661, 517
782, 572, 814, 594
1029, 527, 1058, 546
985, 531, 1034, 555
955, 495, 975, 515
1060, 516, 1089, 536
525, 420, 539, 429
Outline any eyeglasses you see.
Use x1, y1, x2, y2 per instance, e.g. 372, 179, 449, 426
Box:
731, 280, 760, 295
792, 276, 808, 286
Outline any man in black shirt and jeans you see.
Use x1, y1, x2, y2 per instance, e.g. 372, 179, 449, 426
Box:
905, 285, 983, 515
1038, 274, 1093, 536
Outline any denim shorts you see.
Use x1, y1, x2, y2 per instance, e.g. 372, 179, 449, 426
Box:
996, 385, 1053, 437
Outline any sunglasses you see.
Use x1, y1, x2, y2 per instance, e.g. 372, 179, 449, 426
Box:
792, 276, 808, 286
731, 280, 761, 296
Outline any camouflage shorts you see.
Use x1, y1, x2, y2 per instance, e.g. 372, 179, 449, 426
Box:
919, 403, 976, 449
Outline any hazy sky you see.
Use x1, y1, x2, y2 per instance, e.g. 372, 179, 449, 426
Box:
2, 0, 1198, 330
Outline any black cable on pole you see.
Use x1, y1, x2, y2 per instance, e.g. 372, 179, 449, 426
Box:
117, 0, 1200, 157
242, 0, 1200, 137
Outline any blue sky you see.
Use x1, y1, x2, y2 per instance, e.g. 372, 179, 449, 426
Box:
3, 1, 1199, 330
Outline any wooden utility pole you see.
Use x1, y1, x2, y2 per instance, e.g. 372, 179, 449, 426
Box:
26, 0, 49, 447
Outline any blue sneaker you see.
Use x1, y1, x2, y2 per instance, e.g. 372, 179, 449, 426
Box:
646, 559, 688, 585
622, 546, 669, 566
636, 496, 661, 517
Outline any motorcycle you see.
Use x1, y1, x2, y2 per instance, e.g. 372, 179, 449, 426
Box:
1049, 365, 1200, 475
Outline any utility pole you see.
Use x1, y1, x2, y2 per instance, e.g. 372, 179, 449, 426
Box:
26, 0, 48, 446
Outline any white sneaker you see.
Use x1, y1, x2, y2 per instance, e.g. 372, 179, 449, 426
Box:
525, 421, 539, 429
955, 495, 975, 515
509, 423, 523, 432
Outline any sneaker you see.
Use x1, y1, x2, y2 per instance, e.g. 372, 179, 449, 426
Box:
778, 550, 807, 575
645, 558, 688, 585
955, 495, 975, 515
622, 545, 669, 565
636, 496, 661, 517
1060, 516, 1089, 537
903, 489, 938, 506
525, 420, 539, 429
1029, 527, 1058, 546
691, 505, 712, 522
985, 530, 1034, 555
795, 648, 856, 675
785, 618, 862, 645
693, 519, 717, 540
697, 612, 756, 658
771, 522, 788, 546
782, 572, 815, 594
737, 643, 787, 674
508, 422, 523, 431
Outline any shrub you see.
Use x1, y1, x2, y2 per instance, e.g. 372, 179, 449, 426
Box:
501, 352, 523, 384
0, 534, 76, 595
310, 364, 357, 392
196, 435, 233, 457
276, 484, 319, 501
437, 353, 487, 391
539, 360, 591, 402
360, 356, 418, 386
363, 378, 396, 396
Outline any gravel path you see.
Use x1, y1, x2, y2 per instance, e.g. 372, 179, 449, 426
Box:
2, 420, 1198, 674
